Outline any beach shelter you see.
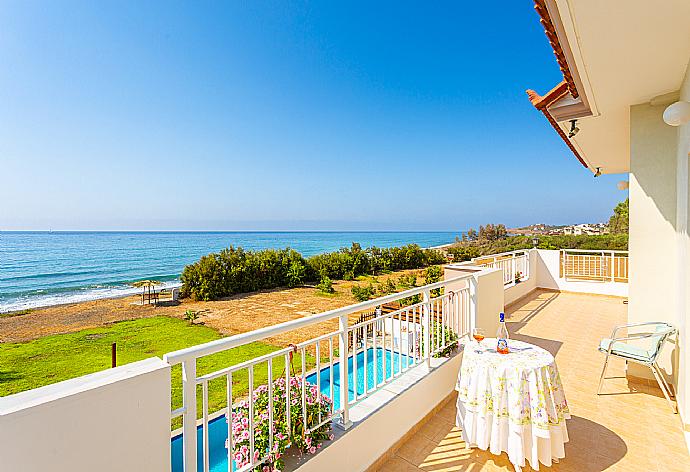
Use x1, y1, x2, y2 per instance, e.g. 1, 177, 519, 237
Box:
131, 279, 161, 305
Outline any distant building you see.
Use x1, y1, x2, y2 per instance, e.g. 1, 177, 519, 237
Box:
562, 223, 609, 235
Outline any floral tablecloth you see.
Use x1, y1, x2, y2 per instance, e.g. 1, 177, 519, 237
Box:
455, 338, 570, 471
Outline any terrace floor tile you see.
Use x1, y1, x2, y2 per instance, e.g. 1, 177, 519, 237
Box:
375, 289, 690, 472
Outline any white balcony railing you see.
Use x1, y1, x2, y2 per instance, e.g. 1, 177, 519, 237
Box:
163, 273, 474, 472
560, 249, 629, 283
470, 249, 530, 286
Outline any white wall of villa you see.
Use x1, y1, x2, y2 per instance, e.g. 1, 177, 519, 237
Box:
534, 250, 628, 298
443, 265, 503, 335
503, 250, 539, 306
626, 60, 690, 422
679, 60, 690, 425
629, 100, 680, 382
484, 249, 628, 308
0, 358, 171, 472
533, 0, 690, 432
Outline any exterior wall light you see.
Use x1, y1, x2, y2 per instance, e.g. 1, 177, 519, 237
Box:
532, 237, 539, 248
663, 101, 690, 127
594, 167, 602, 177
568, 119, 580, 138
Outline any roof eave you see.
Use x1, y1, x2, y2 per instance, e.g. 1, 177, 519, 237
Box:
525, 82, 589, 169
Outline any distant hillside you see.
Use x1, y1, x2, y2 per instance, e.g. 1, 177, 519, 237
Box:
508, 224, 565, 235
510, 222, 609, 236
444, 233, 628, 262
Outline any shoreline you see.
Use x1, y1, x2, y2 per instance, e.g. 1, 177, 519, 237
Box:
2, 239, 454, 314
0, 280, 183, 315
0, 268, 427, 344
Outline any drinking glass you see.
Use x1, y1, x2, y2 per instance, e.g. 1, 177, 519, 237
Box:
472, 328, 485, 343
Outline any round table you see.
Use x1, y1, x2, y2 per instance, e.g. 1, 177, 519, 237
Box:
455, 338, 570, 471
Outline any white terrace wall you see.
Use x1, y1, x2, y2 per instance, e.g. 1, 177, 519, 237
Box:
504, 250, 539, 306
443, 265, 504, 335
0, 358, 171, 472
476, 249, 628, 310
534, 250, 628, 298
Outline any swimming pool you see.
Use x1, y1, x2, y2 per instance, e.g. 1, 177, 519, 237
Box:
171, 347, 410, 472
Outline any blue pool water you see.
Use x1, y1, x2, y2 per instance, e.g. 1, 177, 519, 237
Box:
171, 348, 410, 472
0, 231, 455, 312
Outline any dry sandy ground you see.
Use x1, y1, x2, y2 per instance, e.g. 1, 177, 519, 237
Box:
0, 269, 426, 347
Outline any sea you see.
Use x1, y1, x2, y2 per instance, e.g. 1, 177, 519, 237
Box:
0, 231, 457, 313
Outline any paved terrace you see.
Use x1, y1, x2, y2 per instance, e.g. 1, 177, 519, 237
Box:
377, 289, 690, 472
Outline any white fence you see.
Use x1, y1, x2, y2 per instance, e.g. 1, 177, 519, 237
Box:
164, 274, 474, 472
470, 250, 530, 286
560, 249, 629, 283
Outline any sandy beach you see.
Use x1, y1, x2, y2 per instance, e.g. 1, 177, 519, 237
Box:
0, 269, 426, 347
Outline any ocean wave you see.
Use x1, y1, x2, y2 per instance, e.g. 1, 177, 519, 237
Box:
0, 231, 456, 313
0, 280, 182, 314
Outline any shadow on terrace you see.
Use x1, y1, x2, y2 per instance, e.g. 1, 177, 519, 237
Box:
378, 289, 690, 472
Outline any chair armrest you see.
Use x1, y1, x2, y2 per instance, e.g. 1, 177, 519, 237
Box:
604, 332, 658, 355
611, 332, 658, 343
608, 321, 671, 340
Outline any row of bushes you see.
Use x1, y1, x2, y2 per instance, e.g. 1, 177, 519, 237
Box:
350, 266, 443, 304
446, 233, 629, 262
181, 243, 445, 301
307, 243, 444, 280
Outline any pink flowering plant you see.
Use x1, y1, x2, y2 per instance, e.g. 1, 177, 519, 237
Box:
226, 377, 334, 471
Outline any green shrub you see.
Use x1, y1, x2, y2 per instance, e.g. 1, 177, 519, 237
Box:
286, 260, 307, 287
180, 246, 309, 301
399, 294, 422, 307
424, 266, 443, 296
183, 309, 200, 324
396, 274, 418, 290
316, 276, 335, 294
380, 278, 396, 295
181, 243, 447, 301
421, 322, 459, 358
351, 283, 376, 302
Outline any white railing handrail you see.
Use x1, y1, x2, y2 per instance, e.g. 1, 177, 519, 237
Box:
470, 248, 530, 261
167, 272, 476, 472
560, 249, 629, 283
462, 249, 530, 286
163, 273, 473, 365
560, 249, 629, 254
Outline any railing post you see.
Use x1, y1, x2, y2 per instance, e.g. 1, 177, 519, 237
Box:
610, 251, 615, 282
511, 256, 517, 284
337, 313, 352, 430
468, 276, 477, 337
422, 289, 431, 370
181, 358, 198, 472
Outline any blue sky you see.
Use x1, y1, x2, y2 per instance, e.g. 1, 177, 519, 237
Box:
0, 1, 626, 231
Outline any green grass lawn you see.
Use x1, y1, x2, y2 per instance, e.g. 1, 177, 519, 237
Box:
0, 316, 315, 429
